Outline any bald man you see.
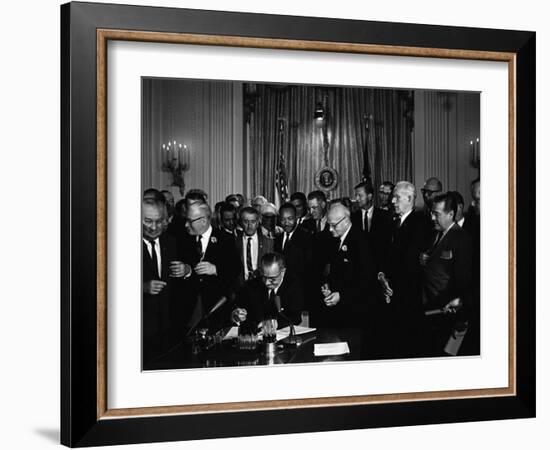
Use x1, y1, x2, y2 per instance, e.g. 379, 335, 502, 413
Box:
178, 201, 241, 333
318, 203, 376, 328
421, 177, 443, 210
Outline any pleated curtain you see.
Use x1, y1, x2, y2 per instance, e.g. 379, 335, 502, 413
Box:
248, 84, 413, 201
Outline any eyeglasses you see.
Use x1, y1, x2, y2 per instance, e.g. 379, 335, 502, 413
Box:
328, 216, 346, 229
421, 188, 441, 194
261, 271, 283, 282
186, 216, 205, 224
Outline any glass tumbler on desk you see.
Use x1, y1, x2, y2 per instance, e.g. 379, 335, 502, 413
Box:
262, 318, 278, 343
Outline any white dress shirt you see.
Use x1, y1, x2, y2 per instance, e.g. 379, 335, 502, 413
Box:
338, 224, 352, 250
143, 237, 161, 276
242, 233, 259, 279
197, 225, 213, 257
399, 209, 413, 226
361, 206, 374, 231
282, 229, 295, 250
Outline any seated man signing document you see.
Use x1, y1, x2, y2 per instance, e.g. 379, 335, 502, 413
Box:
231, 253, 304, 330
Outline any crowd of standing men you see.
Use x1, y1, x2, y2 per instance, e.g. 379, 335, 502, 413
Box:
142, 177, 480, 367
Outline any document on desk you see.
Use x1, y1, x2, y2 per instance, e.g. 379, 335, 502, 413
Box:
276, 326, 316, 341
313, 342, 350, 356
222, 325, 316, 341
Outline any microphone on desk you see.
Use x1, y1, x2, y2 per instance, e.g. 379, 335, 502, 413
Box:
274, 295, 297, 346
186, 295, 229, 336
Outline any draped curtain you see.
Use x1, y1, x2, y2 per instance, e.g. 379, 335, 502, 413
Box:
247, 84, 413, 201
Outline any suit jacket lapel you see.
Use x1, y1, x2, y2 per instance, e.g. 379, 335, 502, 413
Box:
159, 236, 167, 279
431, 224, 457, 256
236, 232, 244, 264
203, 231, 216, 260
143, 241, 153, 268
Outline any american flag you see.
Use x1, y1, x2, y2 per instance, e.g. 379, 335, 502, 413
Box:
274, 119, 289, 208
362, 114, 373, 186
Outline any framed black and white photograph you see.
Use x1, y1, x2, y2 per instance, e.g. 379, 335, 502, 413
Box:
61, 2, 535, 447
139, 77, 481, 372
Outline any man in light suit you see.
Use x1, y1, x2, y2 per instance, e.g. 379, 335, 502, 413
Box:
235, 206, 274, 288
420, 192, 473, 356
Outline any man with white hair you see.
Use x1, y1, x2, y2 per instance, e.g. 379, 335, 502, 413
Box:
377, 181, 429, 358
179, 201, 241, 332
318, 203, 376, 328
252, 195, 268, 213
260, 202, 283, 239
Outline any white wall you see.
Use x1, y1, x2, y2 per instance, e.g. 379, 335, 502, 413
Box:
414, 90, 480, 206
142, 79, 244, 204
1, 1, 546, 450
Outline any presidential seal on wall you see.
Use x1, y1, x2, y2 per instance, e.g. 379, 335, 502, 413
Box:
315, 166, 339, 191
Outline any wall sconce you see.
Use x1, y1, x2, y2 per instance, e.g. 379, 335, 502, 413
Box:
161, 140, 190, 191
469, 137, 480, 169
314, 102, 325, 127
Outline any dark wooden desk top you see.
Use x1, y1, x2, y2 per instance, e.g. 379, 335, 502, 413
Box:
145, 328, 364, 371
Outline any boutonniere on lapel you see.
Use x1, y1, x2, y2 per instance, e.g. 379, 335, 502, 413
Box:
341, 245, 347, 252
210, 236, 217, 244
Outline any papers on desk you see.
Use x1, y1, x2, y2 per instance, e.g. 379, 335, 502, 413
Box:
313, 342, 350, 356
222, 326, 239, 340
276, 326, 316, 341
221, 325, 316, 341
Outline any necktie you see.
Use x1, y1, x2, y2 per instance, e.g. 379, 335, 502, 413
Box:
316, 219, 321, 232
363, 211, 368, 232
196, 235, 203, 260
269, 289, 275, 304
246, 237, 253, 278
391, 215, 401, 243
432, 232, 443, 249
149, 240, 160, 279
283, 233, 290, 252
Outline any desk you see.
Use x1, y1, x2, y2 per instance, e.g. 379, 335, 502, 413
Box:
145, 328, 363, 371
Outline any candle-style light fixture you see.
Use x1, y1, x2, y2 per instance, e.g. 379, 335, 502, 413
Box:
469, 137, 480, 169
314, 102, 325, 126
161, 139, 190, 191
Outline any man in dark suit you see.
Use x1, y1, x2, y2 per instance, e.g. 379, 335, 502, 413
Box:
451, 188, 480, 356
420, 192, 473, 356
219, 202, 238, 237
234, 206, 274, 287
377, 181, 395, 211
301, 191, 336, 322
420, 177, 442, 234
378, 181, 429, 358
302, 190, 328, 234
142, 199, 190, 367
275, 203, 314, 281
231, 253, 304, 329
352, 181, 393, 271
179, 201, 241, 333
318, 203, 376, 328
275, 203, 315, 321
290, 192, 309, 229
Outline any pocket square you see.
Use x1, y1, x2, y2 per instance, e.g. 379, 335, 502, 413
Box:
440, 250, 453, 260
